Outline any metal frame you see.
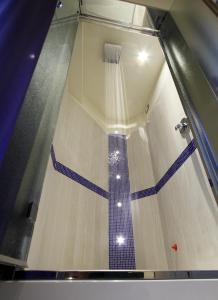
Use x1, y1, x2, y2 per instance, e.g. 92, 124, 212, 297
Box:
1, 270, 218, 281
51, 14, 78, 25
80, 13, 159, 36
0, 255, 27, 268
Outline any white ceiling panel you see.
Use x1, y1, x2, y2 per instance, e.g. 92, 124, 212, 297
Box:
68, 21, 164, 132
121, 0, 175, 10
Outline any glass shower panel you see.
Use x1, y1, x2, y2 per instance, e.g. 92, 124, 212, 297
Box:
0, 12, 79, 265
25, 12, 218, 272
25, 15, 217, 271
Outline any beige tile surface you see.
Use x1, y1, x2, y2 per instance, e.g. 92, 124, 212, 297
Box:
132, 196, 168, 270
147, 62, 218, 270
28, 158, 108, 270
28, 83, 109, 270
128, 128, 155, 193
147, 63, 191, 182
157, 152, 218, 269
53, 89, 108, 190
128, 128, 168, 269
28, 48, 218, 272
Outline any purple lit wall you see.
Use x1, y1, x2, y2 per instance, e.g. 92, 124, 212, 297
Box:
0, 0, 57, 165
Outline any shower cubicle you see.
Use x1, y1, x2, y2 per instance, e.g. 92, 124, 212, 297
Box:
0, 0, 218, 275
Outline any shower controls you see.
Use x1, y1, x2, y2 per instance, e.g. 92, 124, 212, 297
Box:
175, 117, 190, 137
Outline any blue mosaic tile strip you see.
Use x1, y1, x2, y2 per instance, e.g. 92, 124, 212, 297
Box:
51, 145, 109, 199
51, 140, 196, 202
108, 134, 136, 269
50, 139, 196, 270
131, 186, 156, 200
131, 139, 197, 200
155, 139, 197, 192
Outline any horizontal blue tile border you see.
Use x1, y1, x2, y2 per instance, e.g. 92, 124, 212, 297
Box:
50, 139, 197, 201
51, 145, 109, 199
131, 139, 197, 200
155, 139, 197, 193
131, 187, 156, 200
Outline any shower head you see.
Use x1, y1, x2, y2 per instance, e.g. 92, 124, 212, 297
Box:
104, 43, 122, 64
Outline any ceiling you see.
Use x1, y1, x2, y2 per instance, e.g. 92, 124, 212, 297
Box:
121, 0, 175, 10
67, 20, 165, 133
80, 0, 154, 28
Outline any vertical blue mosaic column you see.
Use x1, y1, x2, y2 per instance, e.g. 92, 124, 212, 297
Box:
108, 134, 136, 269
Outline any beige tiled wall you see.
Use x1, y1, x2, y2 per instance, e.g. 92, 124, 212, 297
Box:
147, 62, 218, 269
53, 89, 108, 190
131, 196, 168, 270
128, 128, 155, 193
128, 129, 168, 269
28, 88, 108, 270
28, 61, 218, 271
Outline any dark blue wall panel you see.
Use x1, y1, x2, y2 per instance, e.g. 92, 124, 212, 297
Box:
0, 0, 57, 165
0, 18, 78, 261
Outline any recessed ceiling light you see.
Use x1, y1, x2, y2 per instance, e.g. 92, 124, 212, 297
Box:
137, 51, 149, 63
116, 174, 121, 180
117, 202, 122, 208
116, 235, 125, 246
57, 1, 63, 8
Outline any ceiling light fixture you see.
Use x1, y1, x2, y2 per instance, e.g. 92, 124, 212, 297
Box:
137, 51, 149, 64
117, 202, 122, 208
116, 174, 121, 180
